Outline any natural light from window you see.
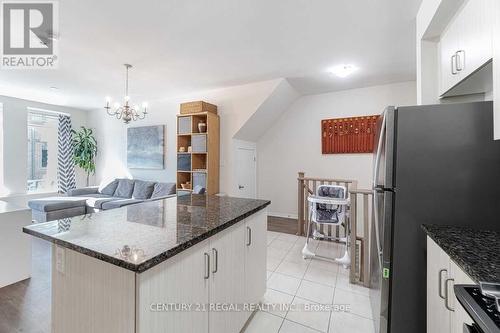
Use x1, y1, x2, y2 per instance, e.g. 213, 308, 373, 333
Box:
27, 111, 59, 193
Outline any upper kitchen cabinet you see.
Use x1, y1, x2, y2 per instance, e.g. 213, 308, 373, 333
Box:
438, 0, 492, 97
417, 0, 500, 138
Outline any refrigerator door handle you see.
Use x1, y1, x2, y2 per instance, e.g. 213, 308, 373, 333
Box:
372, 110, 387, 272
373, 110, 387, 189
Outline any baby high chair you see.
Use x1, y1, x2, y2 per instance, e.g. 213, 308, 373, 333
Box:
302, 184, 351, 267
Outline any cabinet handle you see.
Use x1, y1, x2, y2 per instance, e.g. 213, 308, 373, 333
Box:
211, 248, 218, 274
444, 278, 455, 312
438, 269, 447, 299
246, 226, 252, 246
204, 252, 210, 279
451, 55, 458, 75
456, 50, 465, 72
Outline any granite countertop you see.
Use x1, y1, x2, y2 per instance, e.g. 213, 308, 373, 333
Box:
24, 195, 270, 273
422, 224, 500, 283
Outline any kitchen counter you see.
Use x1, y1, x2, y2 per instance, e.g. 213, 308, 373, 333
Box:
23, 194, 270, 333
422, 224, 500, 283
23, 194, 270, 273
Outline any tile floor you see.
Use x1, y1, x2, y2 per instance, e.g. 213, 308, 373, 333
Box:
244, 231, 375, 333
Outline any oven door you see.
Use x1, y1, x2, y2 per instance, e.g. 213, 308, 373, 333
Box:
463, 323, 484, 333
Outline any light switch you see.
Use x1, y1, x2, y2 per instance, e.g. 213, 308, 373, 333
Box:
55, 246, 65, 274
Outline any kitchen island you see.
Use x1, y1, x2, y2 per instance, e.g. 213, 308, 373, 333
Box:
23, 194, 270, 333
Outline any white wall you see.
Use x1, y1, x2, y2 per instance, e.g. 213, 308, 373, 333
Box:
257, 81, 417, 217
0, 95, 88, 202
88, 79, 281, 195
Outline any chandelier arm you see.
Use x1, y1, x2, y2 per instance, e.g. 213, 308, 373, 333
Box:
116, 108, 123, 119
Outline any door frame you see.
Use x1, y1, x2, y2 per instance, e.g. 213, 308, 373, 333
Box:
233, 140, 257, 199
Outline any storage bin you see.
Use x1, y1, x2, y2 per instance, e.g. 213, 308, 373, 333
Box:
177, 154, 191, 171
180, 101, 217, 115
192, 134, 207, 153
193, 172, 207, 189
178, 116, 191, 134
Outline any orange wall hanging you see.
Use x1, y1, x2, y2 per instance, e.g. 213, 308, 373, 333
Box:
321, 115, 380, 154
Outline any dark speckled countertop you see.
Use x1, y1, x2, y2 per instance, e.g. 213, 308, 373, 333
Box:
24, 195, 270, 273
422, 224, 500, 284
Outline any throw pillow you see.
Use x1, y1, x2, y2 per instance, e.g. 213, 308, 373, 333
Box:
114, 179, 135, 198
132, 180, 156, 200
151, 182, 176, 198
98, 179, 119, 195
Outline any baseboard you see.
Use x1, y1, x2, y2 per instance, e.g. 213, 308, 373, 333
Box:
268, 212, 298, 220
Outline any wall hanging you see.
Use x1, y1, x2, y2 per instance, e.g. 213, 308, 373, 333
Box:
321, 115, 380, 154
127, 125, 166, 169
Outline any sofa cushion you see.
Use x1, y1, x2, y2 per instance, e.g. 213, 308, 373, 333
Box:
114, 179, 135, 198
98, 179, 119, 196
132, 180, 155, 200
101, 199, 143, 210
151, 182, 176, 198
76, 194, 117, 209
28, 197, 87, 212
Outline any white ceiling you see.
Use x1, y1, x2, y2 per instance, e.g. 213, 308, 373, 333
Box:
0, 0, 422, 110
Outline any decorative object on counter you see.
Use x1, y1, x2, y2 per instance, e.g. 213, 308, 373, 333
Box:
180, 101, 217, 115
178, 146, 186, 152
127, 125, 166, 169
71, 126, 97, 186
198, 121, 207, 133
104, 64, 148, 124
115, 245, 145, 263
321, 115, 379, 154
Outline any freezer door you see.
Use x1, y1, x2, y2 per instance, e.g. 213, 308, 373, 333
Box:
370, 189, 394, 333
373, 106, 396, 190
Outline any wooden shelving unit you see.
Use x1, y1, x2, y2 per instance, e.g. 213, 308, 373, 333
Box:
176, 102, 219, 196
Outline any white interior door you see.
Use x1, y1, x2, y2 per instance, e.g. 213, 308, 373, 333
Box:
235, 147, 256, 198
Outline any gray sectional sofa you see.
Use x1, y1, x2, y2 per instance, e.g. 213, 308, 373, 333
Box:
28, 179, 176, 222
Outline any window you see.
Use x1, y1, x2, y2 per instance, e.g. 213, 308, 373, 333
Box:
27, 112, 59, 192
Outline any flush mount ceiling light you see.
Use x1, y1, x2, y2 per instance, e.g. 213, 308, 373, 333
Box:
328, 64, 358, 78
104, 64, 148, 124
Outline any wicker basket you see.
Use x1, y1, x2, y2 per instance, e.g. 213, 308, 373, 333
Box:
180, 101, 217, 115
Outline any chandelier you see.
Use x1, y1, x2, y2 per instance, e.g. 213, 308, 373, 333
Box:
104, 64, 148, 124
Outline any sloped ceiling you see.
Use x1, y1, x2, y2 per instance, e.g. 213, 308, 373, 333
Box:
233, 79, 300, 141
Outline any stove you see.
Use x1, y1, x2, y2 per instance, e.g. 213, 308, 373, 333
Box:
455, 284, 500, 333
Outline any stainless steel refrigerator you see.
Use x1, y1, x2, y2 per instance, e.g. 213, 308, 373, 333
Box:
370, 101, 500, 333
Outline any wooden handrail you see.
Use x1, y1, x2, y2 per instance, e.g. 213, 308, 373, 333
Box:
350, 189, 373, 195
298, 176, 357, 184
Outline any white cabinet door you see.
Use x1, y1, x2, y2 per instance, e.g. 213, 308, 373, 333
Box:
245, 210, 267, 307
438, 0, 494, 96
457, 0, 493, 79
449, 260, 474, 333
209, 223, 246, 333
137, 240, 210, 333
440, 16, 461, 95
426, 236, 452, 333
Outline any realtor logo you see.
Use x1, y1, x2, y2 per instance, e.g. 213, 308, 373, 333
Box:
1, 1, 58, 68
